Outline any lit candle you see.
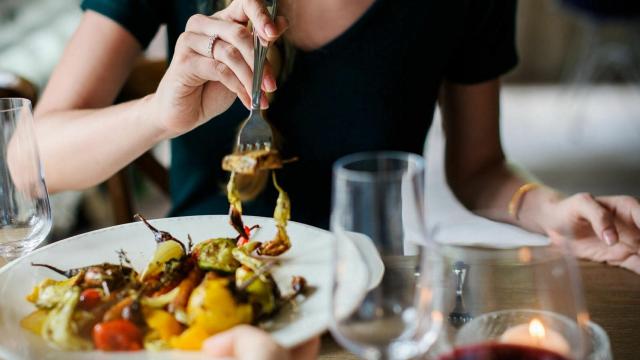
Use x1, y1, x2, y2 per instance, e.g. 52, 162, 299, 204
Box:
499, 318, 570, 357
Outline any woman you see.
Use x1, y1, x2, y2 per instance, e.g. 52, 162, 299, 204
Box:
35, 0, 639, 272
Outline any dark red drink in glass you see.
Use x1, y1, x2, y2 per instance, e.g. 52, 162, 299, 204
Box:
439, 342, 571, 360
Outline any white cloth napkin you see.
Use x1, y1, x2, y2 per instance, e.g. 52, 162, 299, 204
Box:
424, 112, 550, 249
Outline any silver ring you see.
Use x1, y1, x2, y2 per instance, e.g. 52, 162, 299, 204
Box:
207, 34, 218, 58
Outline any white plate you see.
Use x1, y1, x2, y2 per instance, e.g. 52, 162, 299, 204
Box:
0, 215, 336, 360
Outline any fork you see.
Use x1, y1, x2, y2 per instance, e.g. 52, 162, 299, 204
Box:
235, 0, 277, 153
448, 261, 473, 328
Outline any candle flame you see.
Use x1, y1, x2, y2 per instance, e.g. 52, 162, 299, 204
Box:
529, 319, 546, 339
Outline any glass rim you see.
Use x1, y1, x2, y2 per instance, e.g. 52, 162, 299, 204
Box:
0, 97, 32, 114
333, 151, 425, 182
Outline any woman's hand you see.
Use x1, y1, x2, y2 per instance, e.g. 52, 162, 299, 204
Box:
149, 0, 288, 138
542, 193, 640, 273
202, 325, 320, 360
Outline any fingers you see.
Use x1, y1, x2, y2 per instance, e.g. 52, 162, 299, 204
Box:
615, 254, 640, 274
183, 15, 279, 92
598, 196, 640, 230
203, 325, 287, 360
573, 193, 618, 246
176, 33, 275, 109
290, 337, 321, 360
186, 17, 253, 68
215, 0, 287, 41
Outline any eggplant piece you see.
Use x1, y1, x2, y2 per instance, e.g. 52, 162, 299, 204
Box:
134, 214, 186, 251
134, 214, 189, 282
31, 262, 137, 290
193, 238, 240, 272
222, 149, 283, 175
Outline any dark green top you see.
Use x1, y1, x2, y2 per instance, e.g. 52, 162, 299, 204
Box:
81, 0, 518, 228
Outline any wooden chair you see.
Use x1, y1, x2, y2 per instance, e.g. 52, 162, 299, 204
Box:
108, 59, 169, 224
0, 70, 38, 103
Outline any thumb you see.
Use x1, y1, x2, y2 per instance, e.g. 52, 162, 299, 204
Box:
202, 328, 237, 358
202, 325, 287, 360
576, 193, 618, 246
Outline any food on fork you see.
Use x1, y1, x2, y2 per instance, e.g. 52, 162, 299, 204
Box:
222, 149, 283, 175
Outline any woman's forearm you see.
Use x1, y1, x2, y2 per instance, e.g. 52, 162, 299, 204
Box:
457, 161, 562, 235
35, 94, 166, 193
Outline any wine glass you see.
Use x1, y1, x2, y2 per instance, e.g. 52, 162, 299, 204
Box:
330, 151, 442, 360
416, 216, 611, 360
0, 98, 51, 263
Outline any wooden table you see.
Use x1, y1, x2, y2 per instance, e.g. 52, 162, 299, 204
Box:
319, 260, 640, 360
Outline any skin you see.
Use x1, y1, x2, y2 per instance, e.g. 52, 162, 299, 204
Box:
34, 0, 640, 269
203, 325, 319, 360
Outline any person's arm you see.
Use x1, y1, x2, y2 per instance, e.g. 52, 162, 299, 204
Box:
442, 79, 640, 273
35, 0, 288, 193
440, 79, 551, 233
35, 11, 162, 192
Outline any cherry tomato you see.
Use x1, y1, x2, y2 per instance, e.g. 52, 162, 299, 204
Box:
93, 319, 143, 351
79, 288, 102, 310
236, 236, 249, 247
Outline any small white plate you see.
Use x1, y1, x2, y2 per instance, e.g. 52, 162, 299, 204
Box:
0, 215, 337, 360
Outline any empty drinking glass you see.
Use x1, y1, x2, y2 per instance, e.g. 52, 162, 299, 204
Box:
0, 98, 51, 262
330, 152, 441, 359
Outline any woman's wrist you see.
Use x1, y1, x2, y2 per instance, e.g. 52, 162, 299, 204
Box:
516, 185, 565, 236
137, 93, 174, 143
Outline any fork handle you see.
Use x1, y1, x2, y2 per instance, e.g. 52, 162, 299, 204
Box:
251, 1, 277, 111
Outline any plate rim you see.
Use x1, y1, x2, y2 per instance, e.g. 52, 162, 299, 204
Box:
0, 214, 333, 275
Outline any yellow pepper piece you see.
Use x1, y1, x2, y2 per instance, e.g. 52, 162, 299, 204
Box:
169, 325, 209, 350
187, 277, 253, 335
20, 309, 49, 335
146, 310, 183, 341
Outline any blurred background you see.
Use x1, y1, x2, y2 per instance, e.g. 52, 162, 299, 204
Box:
1, 0, 639, 242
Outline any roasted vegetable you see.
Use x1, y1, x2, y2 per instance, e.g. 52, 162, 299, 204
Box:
193, 238, 240, 272
222, 149, 283, 175
41, 286, 93, 350
169, 325, 209, 351
145, 310, 183, 341
78, 288, 103, 310
232, 247, 265, 272
235, 267, 277, 316
259, 173, 292, 256
186, 274, 252, 335
135, 214, 187, 281
227, 172, 250, 241
169, 266, 203, 324
20, 309, 49, 335
26, 274, 82, 309
92, 319, 143, 351
141, 286, 179, 309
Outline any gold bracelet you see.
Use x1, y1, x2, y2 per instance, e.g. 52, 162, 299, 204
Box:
508, 183, 540, 221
